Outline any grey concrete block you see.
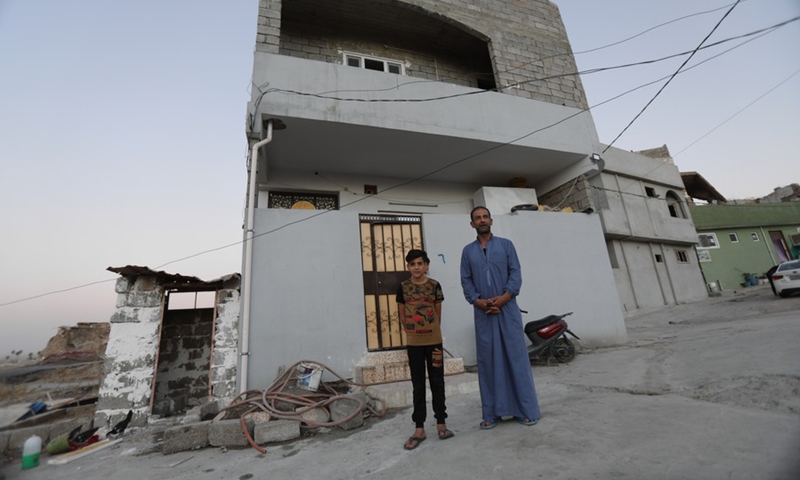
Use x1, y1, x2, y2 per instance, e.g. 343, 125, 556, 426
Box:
163, 421, 210, 455
329, 398, 364, 431
200, 399, 225, 420
253, 420, 301, 444
208, 418, 254, 447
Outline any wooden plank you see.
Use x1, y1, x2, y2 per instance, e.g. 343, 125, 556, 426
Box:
47, 439, 123, 465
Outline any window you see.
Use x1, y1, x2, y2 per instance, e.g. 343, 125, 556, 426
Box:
655, 254, 663, 263
268, 191, 339, 210
751, 232, 759, 242
697, 233, 719, 248
645, 187, 657, 198
697, 249, 711, 262
729, 233, 739, 243
343, 53, 404, 75
676, 250, 689, 263
666, 191, 684, 218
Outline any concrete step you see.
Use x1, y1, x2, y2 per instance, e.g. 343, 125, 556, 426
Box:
353, 350, 465, 385
362, 371, 479, 409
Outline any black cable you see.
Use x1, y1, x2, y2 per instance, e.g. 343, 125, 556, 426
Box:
602, 0, 743, 153
498, 0, 748, 77
5, 6, 792, 308
259, 17, 796, 105
673, 69, 800, 157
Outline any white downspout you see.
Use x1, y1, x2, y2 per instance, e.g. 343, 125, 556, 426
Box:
240, 120, 273, 393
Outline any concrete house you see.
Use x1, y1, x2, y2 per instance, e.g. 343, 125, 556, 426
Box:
690, 203, 800, 291
585, 145, 709, 312
239, 0, 631, 392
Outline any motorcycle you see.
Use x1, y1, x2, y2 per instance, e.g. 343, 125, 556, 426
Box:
522, 311, 580, 364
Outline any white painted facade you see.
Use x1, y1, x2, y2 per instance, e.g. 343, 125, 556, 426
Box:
246, 207, 627, 388
240, 0, 636, 390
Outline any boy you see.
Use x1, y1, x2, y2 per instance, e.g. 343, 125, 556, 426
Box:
396, 249, 454, 450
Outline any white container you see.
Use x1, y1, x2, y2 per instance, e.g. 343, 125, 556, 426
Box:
296, 362, 323, 392
21, 435, 42, 470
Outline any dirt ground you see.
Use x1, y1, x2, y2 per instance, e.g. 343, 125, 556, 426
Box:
2, 285, 799, 480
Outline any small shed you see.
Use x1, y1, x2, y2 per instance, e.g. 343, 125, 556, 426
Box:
94, 266, 240, 428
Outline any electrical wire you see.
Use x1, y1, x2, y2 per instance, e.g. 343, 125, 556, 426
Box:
3, 8, 791, 308
255, 17, 796, 106
498, 0, 749, 76
602, 0, 743, 153
673, 68, 800, 157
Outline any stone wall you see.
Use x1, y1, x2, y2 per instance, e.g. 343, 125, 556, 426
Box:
537, 175, 594, 212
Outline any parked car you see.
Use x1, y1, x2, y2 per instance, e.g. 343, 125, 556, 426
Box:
770, 260, 800, 298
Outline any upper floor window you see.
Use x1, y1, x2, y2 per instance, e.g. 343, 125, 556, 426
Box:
751, 232, 760, 242
665, 191, 685, 218
676, 250, 689, 263
729, 233, 739, 243
344, 53, 404, 75
697, 233, 719, 249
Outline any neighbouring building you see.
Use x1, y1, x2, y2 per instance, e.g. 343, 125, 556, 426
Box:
238, 0, 648, 391
689, 203, 800, 291
582, 145, 709, 313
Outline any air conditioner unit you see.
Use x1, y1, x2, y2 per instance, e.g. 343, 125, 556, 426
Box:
790, 233, 800, 246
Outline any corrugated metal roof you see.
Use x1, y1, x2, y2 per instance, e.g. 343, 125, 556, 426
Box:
107, 265, 240, 289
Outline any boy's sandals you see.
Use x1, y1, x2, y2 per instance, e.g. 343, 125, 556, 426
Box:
437, 427, 454, 440
517, 417, 538, 426
403, 436, 426, 450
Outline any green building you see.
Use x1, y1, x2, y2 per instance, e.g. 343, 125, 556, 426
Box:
689, 203, 800, 291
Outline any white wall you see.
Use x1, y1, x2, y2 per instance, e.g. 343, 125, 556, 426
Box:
244, 207, 627, 389
250, 53, 599, 154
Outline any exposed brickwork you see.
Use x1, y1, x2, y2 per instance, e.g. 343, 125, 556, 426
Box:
255, 0, 587, 109
537, 175, 594, 212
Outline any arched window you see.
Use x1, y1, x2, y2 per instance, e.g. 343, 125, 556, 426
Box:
665, 191, 685, 218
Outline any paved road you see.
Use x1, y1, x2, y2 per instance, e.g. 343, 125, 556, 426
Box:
3, 286, 799, 479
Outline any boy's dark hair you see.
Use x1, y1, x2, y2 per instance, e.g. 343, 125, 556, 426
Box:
470, 206, 491, 221
406, 249, 430, 264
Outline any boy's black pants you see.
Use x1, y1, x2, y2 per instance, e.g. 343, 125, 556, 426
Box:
406, 343, 447, 428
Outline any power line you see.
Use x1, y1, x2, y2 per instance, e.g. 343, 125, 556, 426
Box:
497, 0, 748, 77
673, 69, 800, 157
5, 5, 791, 309
258, 17, 796, 105
602, 0, 743, 153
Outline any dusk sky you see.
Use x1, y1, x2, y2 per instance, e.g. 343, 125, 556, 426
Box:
1, 0, 798, 356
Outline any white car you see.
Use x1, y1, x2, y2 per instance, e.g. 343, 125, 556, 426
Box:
771, 260, 800, 298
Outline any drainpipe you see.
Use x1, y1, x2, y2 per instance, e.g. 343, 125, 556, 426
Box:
240, 120, 273, 393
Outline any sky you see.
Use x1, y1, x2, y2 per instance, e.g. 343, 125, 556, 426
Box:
1, 0, 798, 357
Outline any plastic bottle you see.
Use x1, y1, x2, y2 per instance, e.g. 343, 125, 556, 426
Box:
21, 435, 42, 470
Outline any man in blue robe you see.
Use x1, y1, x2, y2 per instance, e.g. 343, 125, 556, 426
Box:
460, 206, 541, 429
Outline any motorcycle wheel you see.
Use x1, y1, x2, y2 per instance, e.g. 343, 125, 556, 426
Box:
550, 337, 576, 363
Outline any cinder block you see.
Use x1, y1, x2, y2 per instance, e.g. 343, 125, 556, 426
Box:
329, 398, 364, 431
253, 420, 301, 444
208, 418, 254, 447
163, 421, 210, 455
